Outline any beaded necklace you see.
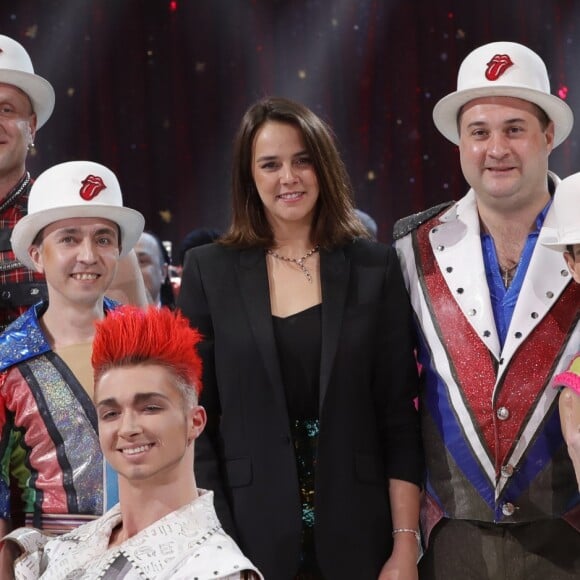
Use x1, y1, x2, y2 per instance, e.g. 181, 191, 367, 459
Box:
267, 245, 320, 283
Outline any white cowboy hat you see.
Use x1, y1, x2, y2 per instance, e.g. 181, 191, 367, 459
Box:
432, 41, 573, 148
540, 172, 580, 252
0, 35, 55, 129
11, 161, 145, 269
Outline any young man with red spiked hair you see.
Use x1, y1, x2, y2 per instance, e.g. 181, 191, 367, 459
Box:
6, 305, 262, 579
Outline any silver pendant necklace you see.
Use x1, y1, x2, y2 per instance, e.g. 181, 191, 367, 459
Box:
0, 172, 30, 214
501, 263, 518, 288
267, 245, 320, 283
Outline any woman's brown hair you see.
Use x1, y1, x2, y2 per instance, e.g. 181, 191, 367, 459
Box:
221, 97, 369, 249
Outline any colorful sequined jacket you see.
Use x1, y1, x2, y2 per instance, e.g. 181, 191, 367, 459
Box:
8, 490, 263, 580
0, 298, 116, 533
395, 188, 580, 544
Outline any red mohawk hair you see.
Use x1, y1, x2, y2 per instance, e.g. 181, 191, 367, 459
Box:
92, 305, 203, 396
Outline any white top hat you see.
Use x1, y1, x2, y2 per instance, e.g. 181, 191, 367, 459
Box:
11, 161, 145, 269
433, 41, 574, 148
540, 172, 580, 252
0, 35, 55, 129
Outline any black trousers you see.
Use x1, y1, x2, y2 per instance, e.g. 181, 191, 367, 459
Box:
419, 518, 580, 580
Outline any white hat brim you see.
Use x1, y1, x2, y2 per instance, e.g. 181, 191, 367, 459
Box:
0, 69, 55, 129
433, 86, 574, 148
11, 204, 145, 269
540, 228, 580, 253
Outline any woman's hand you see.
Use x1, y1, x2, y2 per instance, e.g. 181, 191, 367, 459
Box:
378, 536, 418, 580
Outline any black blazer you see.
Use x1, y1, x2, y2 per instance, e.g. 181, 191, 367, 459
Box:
177, 238, 421, 580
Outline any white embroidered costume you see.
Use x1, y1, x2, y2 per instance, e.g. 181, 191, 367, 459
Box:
9, 490, 262, 580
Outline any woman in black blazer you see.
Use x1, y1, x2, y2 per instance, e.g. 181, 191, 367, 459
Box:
177, 97, 422, 580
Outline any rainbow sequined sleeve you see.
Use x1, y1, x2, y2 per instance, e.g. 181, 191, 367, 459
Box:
0, 372, 13, 519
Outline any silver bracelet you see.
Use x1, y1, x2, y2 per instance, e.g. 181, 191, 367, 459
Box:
392, 528, 421, 542
392, 527, 423, 562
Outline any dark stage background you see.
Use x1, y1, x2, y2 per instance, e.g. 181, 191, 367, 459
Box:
2, 0, 579, 256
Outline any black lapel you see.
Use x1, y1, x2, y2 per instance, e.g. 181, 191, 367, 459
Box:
237, 248, 288, 416
319, 246, 350, 409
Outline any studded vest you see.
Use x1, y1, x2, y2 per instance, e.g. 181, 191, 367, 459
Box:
395, 190, 580, 544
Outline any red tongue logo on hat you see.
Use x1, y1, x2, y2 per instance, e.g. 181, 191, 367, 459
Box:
79, 175, 107, 201
485, 54, 514, 81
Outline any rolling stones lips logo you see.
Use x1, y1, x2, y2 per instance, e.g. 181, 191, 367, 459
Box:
485, 54, 514, 81
79, 175, 107, 200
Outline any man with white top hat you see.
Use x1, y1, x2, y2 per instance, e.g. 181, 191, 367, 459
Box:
0, 35, 54, 332
394, 41, 580, 577
0, 161, 144, 574
0, 34, 148, 331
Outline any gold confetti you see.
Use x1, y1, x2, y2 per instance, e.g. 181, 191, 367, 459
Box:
159, 209, 172, 223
